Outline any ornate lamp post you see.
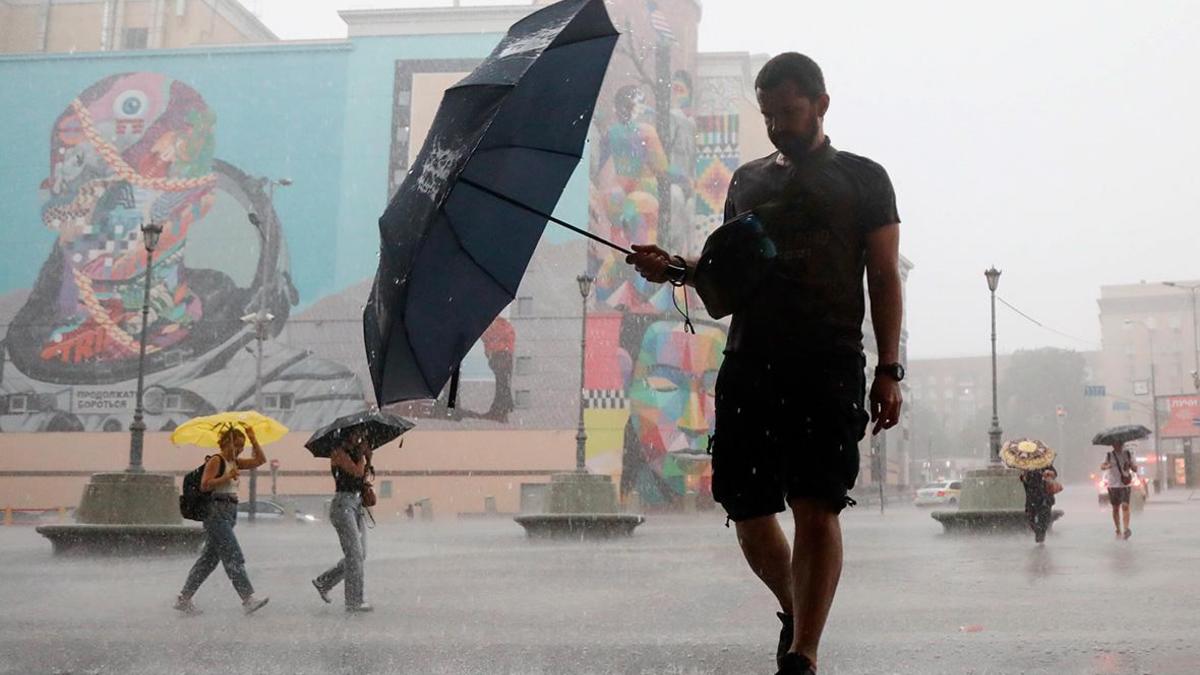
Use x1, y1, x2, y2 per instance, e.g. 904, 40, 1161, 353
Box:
575, 273, 594, 472
243, 177, 291, 519
985, 267, 1003, 465
127, 221, 164, 473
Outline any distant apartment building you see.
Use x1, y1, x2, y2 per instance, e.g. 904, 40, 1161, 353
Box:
1097, 281, 1200, 486
0, 0, 275, 53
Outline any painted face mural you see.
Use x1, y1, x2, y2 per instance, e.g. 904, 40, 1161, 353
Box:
1, 72, 364, 432
35, 73, 216, 368
624, 320, 726, 505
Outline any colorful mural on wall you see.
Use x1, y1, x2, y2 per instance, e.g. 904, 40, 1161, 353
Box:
582, 0, 732, 509
0, 71, 364, 432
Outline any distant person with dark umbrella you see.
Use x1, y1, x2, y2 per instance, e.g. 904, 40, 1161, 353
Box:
306, 409, 412, 612
1101, 441, 1137, 540
1093, 425, 1150, 540
312, 433, 375, 612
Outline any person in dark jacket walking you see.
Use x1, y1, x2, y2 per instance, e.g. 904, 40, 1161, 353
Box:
1020, 465, 1061, 544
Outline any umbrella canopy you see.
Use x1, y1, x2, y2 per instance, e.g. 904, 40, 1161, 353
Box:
1000, 438, 1057, 471
363, 0, 619, 406
304, 409, 415, 458
171, 411, 289, 449
1092, 424, 1152, 446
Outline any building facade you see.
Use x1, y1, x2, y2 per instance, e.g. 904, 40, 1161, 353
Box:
0, 0, 276, 54
0, 0, 912, 517
1097, 281, 1200, 486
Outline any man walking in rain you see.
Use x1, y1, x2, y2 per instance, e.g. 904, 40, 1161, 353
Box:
628, 53, 903, 675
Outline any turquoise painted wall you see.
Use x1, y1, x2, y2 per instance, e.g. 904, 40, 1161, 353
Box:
0, 32, 590, 306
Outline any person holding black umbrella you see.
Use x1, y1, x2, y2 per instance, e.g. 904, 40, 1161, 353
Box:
1101, 441, 1138, 540
307, 409, 412, 612
629, 52, 903, 675
312, 433, 375, 612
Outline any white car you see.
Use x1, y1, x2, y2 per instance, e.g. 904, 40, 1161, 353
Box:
914, 480, 962, 507
236, 500, 320, 524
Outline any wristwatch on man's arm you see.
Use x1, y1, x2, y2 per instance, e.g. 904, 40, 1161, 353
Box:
875, 362, 906, 382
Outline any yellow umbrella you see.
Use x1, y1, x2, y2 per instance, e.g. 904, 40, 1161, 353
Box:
1000, 438, 1056, 471
170, 411, 289, 449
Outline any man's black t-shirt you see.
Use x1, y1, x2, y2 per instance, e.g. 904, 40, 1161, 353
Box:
721, 138, 899, 358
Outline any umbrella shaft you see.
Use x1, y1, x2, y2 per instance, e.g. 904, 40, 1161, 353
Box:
460, 177, 631, 256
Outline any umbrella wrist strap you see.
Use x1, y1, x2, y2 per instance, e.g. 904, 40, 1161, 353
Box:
669, 256, 695, 335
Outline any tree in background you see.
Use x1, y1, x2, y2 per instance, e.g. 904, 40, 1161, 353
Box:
998, 348, 1101, 482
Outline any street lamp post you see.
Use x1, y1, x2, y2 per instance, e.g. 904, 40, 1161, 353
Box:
1125, 319, 1165, 490
127, 221, 164, 473
575, 273, 594, 473
243, 177, 291, 519
985, 267, 1003, 465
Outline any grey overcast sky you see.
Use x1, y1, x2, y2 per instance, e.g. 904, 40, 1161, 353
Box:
257, 0, 1200, 360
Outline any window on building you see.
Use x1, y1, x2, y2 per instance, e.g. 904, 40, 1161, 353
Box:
516, 355, 533, 376
514, 389, 532, 409
379, 480, 393, 499
123, 28, 149, 50
516, 296, 534, 316
263, 393, 295, 411
7, 394, 29, 414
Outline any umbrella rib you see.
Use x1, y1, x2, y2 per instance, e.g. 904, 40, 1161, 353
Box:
474, 144, 582, 161
459, 177, 631, 255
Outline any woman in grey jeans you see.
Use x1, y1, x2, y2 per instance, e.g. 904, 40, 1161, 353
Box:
312, 435, 374, 612
174, 425, 270, 615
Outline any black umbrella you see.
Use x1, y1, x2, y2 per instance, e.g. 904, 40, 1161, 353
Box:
363, 0, 627, 406
1092, 424, 1152, 446
305, 409, 415, 458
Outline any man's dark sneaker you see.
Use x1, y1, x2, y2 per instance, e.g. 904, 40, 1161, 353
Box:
312, 579, 332, 604
776, 652, 816, 675
1124, 528, 1132, 540
776, 612, 794, 668
345, 603, 375, 613
1034, 531, 1045, 544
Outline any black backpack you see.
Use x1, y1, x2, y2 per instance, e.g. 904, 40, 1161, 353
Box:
180, 455, 225, 521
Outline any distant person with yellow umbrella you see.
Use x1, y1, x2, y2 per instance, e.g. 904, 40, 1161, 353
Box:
1002, 439, 1061, 544
171, 411, 287, 615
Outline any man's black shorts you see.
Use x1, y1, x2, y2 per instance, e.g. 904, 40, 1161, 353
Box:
1107, 486, 1132, 506
711, 353, 869, 522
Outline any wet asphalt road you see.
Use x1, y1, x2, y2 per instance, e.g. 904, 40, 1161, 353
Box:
1, 486, 1198, 674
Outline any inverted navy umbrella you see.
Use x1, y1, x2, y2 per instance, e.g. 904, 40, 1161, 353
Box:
305, 409, 414, 458
363, 0, 632, 406
1092, 424, 1151, 446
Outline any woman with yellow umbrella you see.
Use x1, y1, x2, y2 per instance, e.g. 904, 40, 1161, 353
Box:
171, 411, 287, 615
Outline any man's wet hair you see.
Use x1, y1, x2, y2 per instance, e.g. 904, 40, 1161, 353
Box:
755, 52, 826, 100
